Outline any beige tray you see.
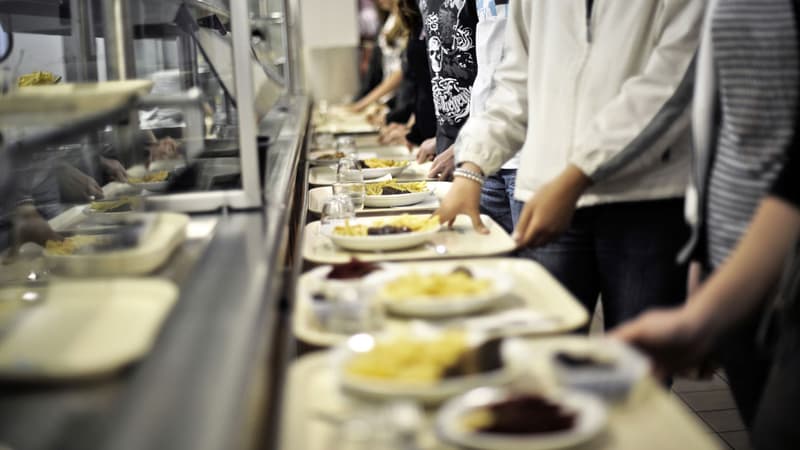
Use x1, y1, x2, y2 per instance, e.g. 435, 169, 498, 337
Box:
45, 212, 189, 276
0, 278, 177, 381
308, 182, 451, 216
309, 145, 412, 163
303, 214, 516, 265
279, 338, 720, 450
293, 258, 588, 347
309, 161, 433, 186
0, 80, 154, 126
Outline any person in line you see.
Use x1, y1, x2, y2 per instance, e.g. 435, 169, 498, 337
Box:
415, 0, 479, 175
437, 0, 705, 330
376, 0, 438, 150
352, 0, 408, 112
616, 0, 800, 437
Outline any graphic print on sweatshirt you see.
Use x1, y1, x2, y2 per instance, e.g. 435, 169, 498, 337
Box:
420, 0, 478, 128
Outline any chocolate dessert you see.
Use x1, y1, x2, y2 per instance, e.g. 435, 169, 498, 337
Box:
475, 395, 576, 434
442, 338, 504, 378
326, 258, 381, 280
554, 352, 615, 369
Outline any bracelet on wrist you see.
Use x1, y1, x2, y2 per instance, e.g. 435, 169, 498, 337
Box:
454, 168, 485, 186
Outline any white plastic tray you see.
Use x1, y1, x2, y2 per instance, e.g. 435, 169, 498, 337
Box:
308, 161, 432, 186
302, 214, 516, 264
308, 182, 451, 216
0, 278, 178, 381
45, 212, 189, 276
293, 258, 589, 347
278, 337, 719, 450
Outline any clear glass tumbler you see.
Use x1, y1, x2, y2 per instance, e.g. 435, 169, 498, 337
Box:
334, 156, 366, 211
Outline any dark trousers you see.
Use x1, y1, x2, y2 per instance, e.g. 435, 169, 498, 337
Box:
519, 198, 689, 330
752, 320, 800, 449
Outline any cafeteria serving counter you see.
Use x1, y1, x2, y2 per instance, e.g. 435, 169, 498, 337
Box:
0, 95, 311, 450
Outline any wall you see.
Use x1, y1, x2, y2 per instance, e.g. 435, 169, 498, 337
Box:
298, 0, 360, 101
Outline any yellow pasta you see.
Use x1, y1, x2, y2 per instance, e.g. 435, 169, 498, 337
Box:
45, 236, 106, 255
362, 158, 410, 168
365, 180, 428, 196
129, 170, 169, 184
17, 71, 61, 87
333, 214, 440, 237
380, 271, 492, 301
345, 332, 467, 383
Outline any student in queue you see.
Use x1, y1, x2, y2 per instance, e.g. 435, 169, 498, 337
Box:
615, 0, 800, 440
415, 0, 479, 179
352, 0, 408, 112
436, 1, 705, 330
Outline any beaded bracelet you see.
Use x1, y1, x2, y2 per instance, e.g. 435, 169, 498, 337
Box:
454, 168, 485, 185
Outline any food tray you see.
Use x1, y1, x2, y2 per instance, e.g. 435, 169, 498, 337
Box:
278, 339, 719, 450
293, 258, 589, 347
44, 212, 189, 276
308, 145, 411, 165
302, 214, 516, 265
308, 161, 433, 186
0, 278, 177, 381
307, 182, 451, 216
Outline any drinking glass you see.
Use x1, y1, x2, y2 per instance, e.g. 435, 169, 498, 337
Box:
334, 156, 365, 211
336, 136, 358, 158
320, 193, 356, 226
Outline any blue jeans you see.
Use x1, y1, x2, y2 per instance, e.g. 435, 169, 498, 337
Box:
480, 170, 523, 234
519, 199, 689, 330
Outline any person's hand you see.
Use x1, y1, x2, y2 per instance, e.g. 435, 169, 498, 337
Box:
428, 146, 455, 180
7, 204, 62, 259
513, 165, 590, 247
349, 100, 370, 113
148, 137, 180, 163
368, 109, 387, 127
416, 137, 436, 164
100, 156, 127, 182
434, 162, 488, 234
612, 306, 716, 380
379, 123, 408, 145
57, 164, 104, 202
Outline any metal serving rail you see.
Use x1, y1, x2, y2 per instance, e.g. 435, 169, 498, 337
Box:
0, 95, 310, 450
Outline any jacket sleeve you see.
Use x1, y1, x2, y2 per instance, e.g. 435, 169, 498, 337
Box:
570, 0, 704, 182
454, 0, 530, 175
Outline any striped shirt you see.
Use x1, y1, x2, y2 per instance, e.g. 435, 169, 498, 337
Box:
706, 0, 799, 269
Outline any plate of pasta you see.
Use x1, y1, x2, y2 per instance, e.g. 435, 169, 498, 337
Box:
127, 170, 171, 192
364, 181, 433, 207
368, 266, 514, 318
336, 330, 521, 404
358, 158, 411, 179
320, 214, 441, 251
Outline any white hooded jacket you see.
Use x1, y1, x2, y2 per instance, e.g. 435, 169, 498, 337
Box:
456, 0, 705, 206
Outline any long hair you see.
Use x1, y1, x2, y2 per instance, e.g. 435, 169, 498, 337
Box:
396, 0, 422, 35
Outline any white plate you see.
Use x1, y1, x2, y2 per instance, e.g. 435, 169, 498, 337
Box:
368, 266, 514, 318
336, 334, 521, 404
364, 189, 433, 208
309, 167, 393, 186
320, 218, 440, 252
436, 387, 608, 450
360, 163, 410, 179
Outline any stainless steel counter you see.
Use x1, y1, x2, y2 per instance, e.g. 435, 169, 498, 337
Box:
0, 95, 310, 450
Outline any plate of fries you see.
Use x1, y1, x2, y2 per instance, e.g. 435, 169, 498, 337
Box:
367, 265, 514, 317
364, 181, 433, 207
321, 214, 441, 252
359, 159, 411, 179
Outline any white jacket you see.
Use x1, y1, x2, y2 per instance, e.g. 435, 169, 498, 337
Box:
456, 0, 705, 206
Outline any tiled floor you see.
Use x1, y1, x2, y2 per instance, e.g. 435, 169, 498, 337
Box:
673, 375, 752, 449
589, 302, 752, 449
